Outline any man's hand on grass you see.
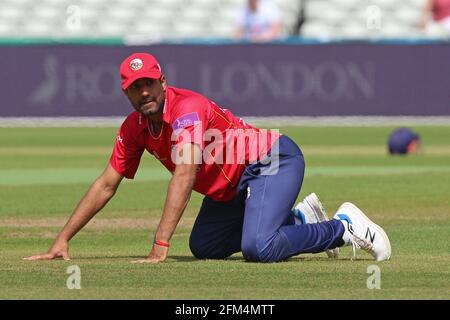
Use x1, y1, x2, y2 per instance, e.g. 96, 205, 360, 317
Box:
23, 239, 70, 261
131, 243, 169, 264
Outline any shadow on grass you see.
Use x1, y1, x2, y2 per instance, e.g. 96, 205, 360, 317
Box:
66, 254, 374, 263
72, 255, 206, 262
169, 255, 244, 262
71, 255, 143, 260
170, 255, 374, 263
293, 257, 375, 262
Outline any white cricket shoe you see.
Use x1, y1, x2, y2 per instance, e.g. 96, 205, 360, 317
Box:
292, 193, 340, 259
333, 202, 391, 262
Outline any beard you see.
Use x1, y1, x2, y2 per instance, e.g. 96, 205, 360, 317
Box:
137, 97, 164, 117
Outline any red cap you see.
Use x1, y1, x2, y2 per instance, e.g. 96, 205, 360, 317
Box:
120, 53, 162, 90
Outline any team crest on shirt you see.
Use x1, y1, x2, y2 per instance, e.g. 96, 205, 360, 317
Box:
172, 112, 200, 130
129, 58, 143, 71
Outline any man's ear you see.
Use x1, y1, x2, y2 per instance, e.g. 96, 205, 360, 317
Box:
160, 75, 167, 90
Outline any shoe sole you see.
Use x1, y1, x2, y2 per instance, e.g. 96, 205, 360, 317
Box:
341, 202, 391, 261
305, 193, 340, 259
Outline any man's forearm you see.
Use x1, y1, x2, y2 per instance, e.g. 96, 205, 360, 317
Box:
421, 0, 434, 22
57, 179, 116, 242
155, 172, 195, 242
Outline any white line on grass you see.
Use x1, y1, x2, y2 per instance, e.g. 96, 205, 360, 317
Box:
1, 166, 449, 186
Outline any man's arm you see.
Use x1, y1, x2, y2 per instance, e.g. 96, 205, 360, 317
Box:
234, 26, 245, 39
133, 143, 200, 264
418, 0, 434, 29
257, 22, 281, 41
24, 164, 123, 260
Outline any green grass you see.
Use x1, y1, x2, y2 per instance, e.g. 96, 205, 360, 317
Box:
0, 126, 449, 299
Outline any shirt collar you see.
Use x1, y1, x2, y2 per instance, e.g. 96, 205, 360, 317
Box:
162, 87, 172, 124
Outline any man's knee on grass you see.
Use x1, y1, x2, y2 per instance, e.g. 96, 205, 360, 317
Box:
189, 233, 236, 260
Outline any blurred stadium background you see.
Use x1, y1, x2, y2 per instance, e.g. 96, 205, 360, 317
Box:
0, 0, 449, 123
0, 0, 448, 40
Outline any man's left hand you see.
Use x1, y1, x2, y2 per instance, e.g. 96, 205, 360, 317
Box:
131, 244, 169, 264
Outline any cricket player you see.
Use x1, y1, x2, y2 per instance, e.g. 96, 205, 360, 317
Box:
25, 53, 391, 263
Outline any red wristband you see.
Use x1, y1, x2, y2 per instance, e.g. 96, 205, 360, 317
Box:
154, 239, 170, 248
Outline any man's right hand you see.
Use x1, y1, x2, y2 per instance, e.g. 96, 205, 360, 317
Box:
23, 240, 70, 261
23, 165, 123, 262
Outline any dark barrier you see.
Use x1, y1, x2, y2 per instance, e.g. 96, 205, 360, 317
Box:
1, 43, 449, 117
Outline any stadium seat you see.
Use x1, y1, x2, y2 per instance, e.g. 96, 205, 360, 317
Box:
301, 22, 333, 39
130, 21, 173, 40
2, 0, 33, 6
182, 7, 212, 23
339, 22, 372, 39
408, 0, 427, 10
21, 20, 55, 36
141, 6, 178, 23
0, 6, 24, 21
223, 0, 246, 7
159, 0, 189, 10
362, 0, 396, 10
77, 0, 107, 6
0, 0, 445, 40
301, 0, 448, 40
277, 3, 300, 16
305, 1, 338, 21
329, 0, 359, 10
426, 22, 449, 38
32, 6, 61, 20
172, 21, 209, 38
105, 6, 136, 21
41, 0, 70, 5
0, 21, 17, 37
216, 6, 241, 25
380, 22, 413, 38
394, 6, 422, 26
211, 21, 236, 38
95, 22, 129, 37
190, 0, 218, 10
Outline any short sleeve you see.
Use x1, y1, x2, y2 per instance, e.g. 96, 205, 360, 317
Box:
109, 118, 144, 179
235, 8, 246, 28
170, 96, 210, 151
264, 2, 280, 23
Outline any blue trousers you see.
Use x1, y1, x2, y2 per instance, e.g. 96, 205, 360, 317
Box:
189, 135, 344, 262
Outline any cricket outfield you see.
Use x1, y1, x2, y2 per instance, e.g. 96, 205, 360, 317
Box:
0, 126, 449, 299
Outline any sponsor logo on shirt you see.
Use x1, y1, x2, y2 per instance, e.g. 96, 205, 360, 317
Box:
172, 112, 200, 131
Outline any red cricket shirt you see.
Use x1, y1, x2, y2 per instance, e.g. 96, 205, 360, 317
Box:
110, 86, 279, 202
433, 0, 450, 21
